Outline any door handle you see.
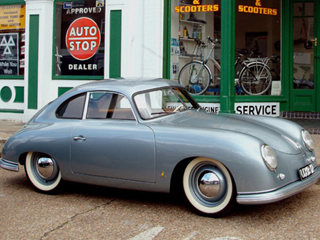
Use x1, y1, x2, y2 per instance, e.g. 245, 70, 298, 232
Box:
73, 136, 86, 141
310, 37, 317, 47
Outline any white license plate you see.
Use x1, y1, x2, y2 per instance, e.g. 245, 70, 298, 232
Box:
299, 164, 315, 180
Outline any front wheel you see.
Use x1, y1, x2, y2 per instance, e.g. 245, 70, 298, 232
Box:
25, 152, 62, 193
178, 62, 211, 95
183, 157, 235, 217
239, 62, 272, 95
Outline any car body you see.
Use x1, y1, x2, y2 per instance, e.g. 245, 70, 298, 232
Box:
1, 78, 319, 217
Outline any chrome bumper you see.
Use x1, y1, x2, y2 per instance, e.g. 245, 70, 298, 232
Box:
0, 158, 19, 172
237, 166, 320, 205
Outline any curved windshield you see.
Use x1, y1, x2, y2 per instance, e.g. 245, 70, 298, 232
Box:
134, 87, 199, 119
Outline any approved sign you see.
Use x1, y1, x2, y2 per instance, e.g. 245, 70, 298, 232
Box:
65, 17, 101, 60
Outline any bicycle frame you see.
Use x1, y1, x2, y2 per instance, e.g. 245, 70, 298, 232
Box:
190, 40, 220, 84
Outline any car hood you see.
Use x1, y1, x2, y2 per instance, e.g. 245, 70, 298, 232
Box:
151, 111, 303, 154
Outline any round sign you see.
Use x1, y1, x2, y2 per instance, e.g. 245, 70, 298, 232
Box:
65, 17, 101, 61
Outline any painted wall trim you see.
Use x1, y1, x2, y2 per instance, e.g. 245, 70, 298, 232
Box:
27, 15, 39, 109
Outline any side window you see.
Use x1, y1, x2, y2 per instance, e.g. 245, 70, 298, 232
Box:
87, 92, 135, 120
56, 94, 86, 119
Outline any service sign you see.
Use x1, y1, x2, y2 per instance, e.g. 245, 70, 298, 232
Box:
0, 5, 25, 30
0, 33, 19, 75
167, 102, 280, 117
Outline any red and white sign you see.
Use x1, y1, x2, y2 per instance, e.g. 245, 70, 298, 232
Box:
65, 17, 101, 61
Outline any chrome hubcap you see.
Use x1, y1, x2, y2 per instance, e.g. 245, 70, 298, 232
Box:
37, 157, 55, 179
199, 172, 220, 198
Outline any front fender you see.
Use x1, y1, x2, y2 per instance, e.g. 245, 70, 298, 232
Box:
152, 125, 290, 193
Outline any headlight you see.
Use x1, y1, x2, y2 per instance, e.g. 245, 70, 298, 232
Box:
261, 145, 278, 171
302, 130, 314, 152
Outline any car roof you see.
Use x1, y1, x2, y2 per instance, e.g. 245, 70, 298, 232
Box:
71, 78, 183, 97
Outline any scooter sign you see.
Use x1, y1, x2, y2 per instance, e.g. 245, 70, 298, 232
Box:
66, 17, 101, 61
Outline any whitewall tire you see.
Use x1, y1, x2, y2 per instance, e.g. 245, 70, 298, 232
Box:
25, 152, 62, 193
183, 157, 235, 217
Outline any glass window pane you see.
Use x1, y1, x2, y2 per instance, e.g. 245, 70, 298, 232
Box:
294, 3, 303, 16
87, 92, 112, 119
304, 3, 314, 16
0, 5, 25, 76
54, 1, 105, 77
87, 92, 135, 120
293, 17, 314, 89
236, 0, 281, 95
170, 0, 221, 95
57, 94, 86, 119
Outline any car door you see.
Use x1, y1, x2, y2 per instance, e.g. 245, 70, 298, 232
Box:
70, 92, 156, 183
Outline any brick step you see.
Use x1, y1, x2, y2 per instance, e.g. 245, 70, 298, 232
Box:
280, 111, 320, 119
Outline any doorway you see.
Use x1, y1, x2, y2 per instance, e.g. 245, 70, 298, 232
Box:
290, 0, 320, 112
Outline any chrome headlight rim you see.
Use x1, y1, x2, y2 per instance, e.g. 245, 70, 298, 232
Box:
302, 129, 314, 152
261, 144, 278, 172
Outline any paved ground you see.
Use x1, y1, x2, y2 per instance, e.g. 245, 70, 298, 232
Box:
1, 164, 320, 240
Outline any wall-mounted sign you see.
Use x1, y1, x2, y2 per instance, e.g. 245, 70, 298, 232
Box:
235, 102, 279, 116
0, 33, 18, 75
66, 17, 101, 61
175, 0, 219, 13
167, 102, 280, 117
238, 0, 277, 16
0, 5, 25, 30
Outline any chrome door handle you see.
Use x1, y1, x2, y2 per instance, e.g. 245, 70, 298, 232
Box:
73, 136, 86, 141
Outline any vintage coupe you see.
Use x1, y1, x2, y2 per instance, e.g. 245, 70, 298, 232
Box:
1, 78, 319, 217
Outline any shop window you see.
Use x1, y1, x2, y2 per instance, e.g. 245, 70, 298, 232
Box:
235, 0, 281, 96
171, 0, 221, 95
0, 4, 25, 77
54, 1, 105, 78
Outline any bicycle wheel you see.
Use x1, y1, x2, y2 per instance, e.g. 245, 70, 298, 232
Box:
178, 61, 211, 95
239, 62, 272, 95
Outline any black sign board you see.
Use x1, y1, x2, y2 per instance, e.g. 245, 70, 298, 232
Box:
0, 33, 19, 75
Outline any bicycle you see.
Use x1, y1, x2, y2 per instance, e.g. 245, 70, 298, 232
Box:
178, 36, 273, 95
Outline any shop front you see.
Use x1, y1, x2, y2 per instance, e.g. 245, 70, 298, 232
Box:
164, 0, 320, 116
0, 0, 163, 121
0, 0, 319, 121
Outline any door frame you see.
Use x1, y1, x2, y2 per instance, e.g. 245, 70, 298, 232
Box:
289, 0, 320, 112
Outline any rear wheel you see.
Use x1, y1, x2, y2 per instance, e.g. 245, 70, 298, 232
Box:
25, 152, 62, 193
178, 62, 211, 95
183, 157, 235, 217
239, 62, 272, 95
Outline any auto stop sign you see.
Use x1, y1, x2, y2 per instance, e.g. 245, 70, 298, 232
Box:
66, 17, 101, 61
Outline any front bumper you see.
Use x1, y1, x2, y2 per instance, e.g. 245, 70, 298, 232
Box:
0, 158, 19, 172
237, 166, 320, 205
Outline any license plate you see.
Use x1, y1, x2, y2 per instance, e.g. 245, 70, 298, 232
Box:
299, 164, 315, 180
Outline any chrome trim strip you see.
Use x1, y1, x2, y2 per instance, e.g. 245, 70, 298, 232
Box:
237, 166, 320, 205
0, 158, 19, 172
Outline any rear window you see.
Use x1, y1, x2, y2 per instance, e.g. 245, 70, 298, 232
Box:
56, 94, 86, 119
